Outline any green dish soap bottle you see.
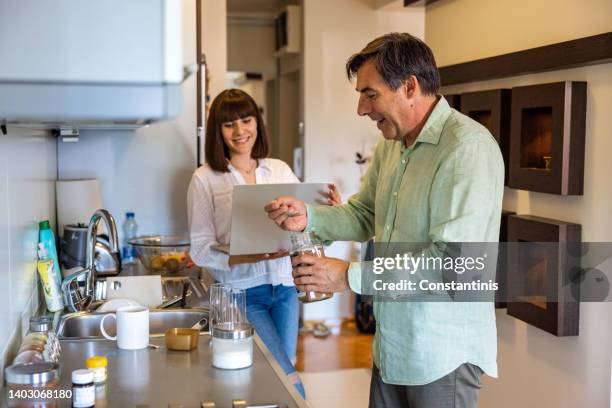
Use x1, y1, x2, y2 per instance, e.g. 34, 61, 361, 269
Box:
39, 220, 63, 291
37, 243, 64, 312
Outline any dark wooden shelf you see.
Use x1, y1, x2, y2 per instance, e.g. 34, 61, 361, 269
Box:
460, 89, 511, 185
496, 209, 516, 309
439, 32, 612, 86
443, 94, 461, 110
508, 81, 586, 195
404, 0, 441, 6
506, 215, 581, 337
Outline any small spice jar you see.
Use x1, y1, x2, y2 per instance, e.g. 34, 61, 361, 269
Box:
29, 316, 61, 356
72, 369, 95, 408
85, 356, 108, 384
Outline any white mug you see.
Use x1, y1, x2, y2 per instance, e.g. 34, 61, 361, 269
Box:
100, 306, 149, 350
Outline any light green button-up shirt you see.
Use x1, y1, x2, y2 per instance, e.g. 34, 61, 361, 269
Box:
306, 97, 503, 385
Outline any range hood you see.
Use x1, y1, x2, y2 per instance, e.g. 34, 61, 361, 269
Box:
0, 0, 186, 129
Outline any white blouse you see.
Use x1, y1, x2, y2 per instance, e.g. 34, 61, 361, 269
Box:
187, 158, 300, 289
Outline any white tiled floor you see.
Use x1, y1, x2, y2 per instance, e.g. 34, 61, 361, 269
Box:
301, 368, 372, 408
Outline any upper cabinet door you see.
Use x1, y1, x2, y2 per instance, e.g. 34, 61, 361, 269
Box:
0, 0, 183, 84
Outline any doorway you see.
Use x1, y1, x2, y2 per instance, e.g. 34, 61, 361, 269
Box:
226, 0, 303, 175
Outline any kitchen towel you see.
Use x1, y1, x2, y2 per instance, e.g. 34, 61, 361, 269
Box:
56, 179, 103, 234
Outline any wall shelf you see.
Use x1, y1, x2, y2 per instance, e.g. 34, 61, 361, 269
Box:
495, 209, 515, 309
506, 215, 581, 337
404, 0, 441, 6
460, 89, 511, 185
439, 32, 612, 86
443, 94, 461, 110
508, 81, 586, 195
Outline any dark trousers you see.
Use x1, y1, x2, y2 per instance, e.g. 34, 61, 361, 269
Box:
369, 363, 483, 408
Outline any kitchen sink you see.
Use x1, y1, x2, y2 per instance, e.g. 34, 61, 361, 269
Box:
57, 308, 209, 340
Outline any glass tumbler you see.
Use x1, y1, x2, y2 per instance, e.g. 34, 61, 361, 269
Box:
208, 283, 229, 329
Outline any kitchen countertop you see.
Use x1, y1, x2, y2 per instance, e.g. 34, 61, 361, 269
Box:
5, 333, 308, 408
80, 265, 303, 407
3, 264, 307, 407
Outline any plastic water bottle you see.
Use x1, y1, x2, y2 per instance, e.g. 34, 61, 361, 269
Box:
122, 212, 138, 264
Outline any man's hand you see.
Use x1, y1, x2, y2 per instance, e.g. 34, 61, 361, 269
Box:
291, 253, 350, 293
229, 251, 289, 266
264, 196, 308, 231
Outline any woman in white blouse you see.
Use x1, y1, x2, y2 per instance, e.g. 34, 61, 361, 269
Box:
187, 89, 338, 397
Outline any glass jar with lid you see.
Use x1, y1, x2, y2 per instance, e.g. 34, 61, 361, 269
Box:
13, 350, 45, 365
211, 322, 254, 369
72, 369, 95, 408
210, 286, 254, 370
29, 316, 61, 360
85, 356, 108, 384
289, 232, 333, 303
4, 362, 60, 408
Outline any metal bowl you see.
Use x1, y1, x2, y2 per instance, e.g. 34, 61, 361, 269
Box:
165, 328, 199, 351
128, 235, 190, 273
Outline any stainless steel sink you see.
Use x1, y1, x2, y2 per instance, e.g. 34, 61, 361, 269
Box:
57, 308, 209, 340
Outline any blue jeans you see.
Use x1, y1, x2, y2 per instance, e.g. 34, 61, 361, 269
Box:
246, 284, 305, 398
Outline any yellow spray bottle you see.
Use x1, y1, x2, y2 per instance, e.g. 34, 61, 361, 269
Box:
37, 243, 64, 312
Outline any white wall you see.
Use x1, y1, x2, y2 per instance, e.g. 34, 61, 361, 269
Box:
201, 0, 228, 100
429, 0, 612, 406
426, 0, 612, 67
303, 0, 424, 198
58, 0, 198, 239
227, 20, 277, 77
302, 0, 425, 319
0, 128, 57, 383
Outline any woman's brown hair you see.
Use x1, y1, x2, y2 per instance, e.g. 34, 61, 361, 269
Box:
205, 89, 269, 172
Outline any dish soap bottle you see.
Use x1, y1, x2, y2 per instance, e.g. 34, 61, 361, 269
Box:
38, 220, 63, 286
37, 243, 64, 312
121, 212, 138, 264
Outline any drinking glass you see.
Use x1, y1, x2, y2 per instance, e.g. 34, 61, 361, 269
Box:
208, 283, 228, 328
209, 284, 247, 329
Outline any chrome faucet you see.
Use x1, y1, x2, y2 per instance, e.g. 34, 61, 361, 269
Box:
61, 209, 121, 312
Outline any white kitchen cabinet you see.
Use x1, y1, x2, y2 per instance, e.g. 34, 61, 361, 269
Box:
0, 0, 186, 125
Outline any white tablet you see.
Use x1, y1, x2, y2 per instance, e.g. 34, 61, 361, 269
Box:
229, 183, 330, 255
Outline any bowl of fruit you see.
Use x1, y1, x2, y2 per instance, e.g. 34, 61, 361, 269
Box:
128, 235, 191, 273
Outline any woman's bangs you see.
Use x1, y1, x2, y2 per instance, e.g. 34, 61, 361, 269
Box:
216, 96, 257, 124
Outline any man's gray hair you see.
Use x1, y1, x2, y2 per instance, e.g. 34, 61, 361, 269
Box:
346, 33, 441, 95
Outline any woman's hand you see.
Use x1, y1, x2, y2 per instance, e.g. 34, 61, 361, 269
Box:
265, 196, 308, 231
228, 250, 289, 266
317, 183, 342, 206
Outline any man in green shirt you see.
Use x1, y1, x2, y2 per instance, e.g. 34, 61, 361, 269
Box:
265, 33, 503, 408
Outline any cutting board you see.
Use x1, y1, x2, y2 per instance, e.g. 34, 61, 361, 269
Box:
105, 275, 163, 308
